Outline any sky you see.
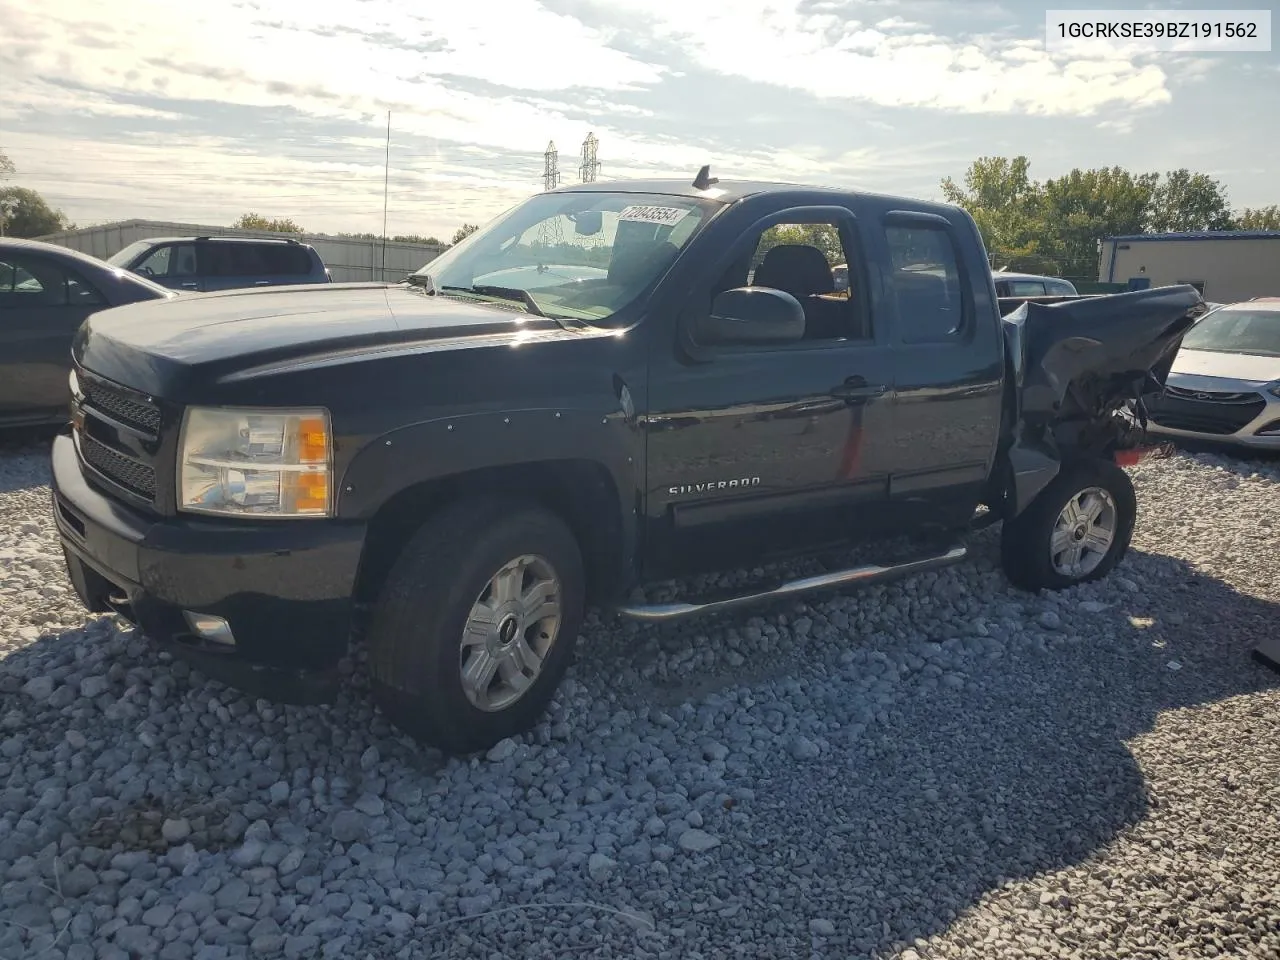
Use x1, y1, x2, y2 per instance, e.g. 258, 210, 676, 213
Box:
0, 0, 1277, 242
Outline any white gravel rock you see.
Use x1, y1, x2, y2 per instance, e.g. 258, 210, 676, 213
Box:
1, 439, 1279, 959
678, 829, 721, 853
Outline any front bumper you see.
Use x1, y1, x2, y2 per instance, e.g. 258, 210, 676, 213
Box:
1145, 381, 1280, 451
1145, 420, 1280, 450
51, 432, 366, 702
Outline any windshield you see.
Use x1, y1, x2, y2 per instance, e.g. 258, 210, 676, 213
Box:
106, 241, 154, 268
1180, 307, 1280, 358
409, 191, 718, 324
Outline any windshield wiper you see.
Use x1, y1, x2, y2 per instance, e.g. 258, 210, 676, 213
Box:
440, 284, 548, 318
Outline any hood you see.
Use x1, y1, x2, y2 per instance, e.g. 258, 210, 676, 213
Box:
1170, 348, 1280, 385
1003, 284, 1207, 426
73, 282, 572, 395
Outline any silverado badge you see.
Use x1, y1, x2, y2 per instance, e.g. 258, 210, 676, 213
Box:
668, 477, 761, 496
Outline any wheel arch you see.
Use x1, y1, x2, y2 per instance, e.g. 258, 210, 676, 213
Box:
351, 457, 634, 609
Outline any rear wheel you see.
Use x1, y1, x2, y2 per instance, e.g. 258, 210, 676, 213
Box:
365, 498, 584, 754
1000, 458, 1136, 592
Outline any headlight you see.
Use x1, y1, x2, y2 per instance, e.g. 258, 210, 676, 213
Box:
178, 407, 332, 518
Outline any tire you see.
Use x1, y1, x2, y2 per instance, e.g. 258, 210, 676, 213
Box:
1000, 458, 1136, 592
365, 497, 585, 755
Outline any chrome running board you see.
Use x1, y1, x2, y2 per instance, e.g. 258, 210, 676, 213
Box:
614, 545, 968, 623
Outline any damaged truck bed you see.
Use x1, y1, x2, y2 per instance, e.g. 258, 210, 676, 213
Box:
53, 171, 1207, 751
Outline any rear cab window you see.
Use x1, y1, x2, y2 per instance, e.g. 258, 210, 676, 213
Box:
1006, 280, 1048, 297
883, 222, 967, 343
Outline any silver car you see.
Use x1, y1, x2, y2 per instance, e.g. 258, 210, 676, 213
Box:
1145, 299, 1280, 450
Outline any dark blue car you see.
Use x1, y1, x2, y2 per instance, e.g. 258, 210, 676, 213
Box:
0, 238, 176, 427
106, 235, 330, 292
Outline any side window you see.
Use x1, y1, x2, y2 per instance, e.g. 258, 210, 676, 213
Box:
67, 271, 106, 306
228, 244, 271, 277
258, 244, 313, 275
137, 244, 197, 278
728, 219, 868, 342
1007, 280, 1047, 297
134, 245, 172, 277
169, 244, 198, 277
0, 259, 41, 295
0, 256, 69, 306
884, 223, 966, 344
1046, 280, 1074, 296
203, 243, 237, 277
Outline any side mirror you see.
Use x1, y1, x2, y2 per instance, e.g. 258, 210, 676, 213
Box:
696, 287, 805, 345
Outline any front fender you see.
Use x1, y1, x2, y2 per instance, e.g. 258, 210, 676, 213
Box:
335, 405, 641, 525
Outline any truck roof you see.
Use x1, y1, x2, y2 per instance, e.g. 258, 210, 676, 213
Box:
547, 177, 942, 206
132, 236, 307, 246
994, 271, 1070, 283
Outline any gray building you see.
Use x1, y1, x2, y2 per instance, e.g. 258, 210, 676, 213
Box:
1098, 231, 1280, 303
36, 219, 446, 284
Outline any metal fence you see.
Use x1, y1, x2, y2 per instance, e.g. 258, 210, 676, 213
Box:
35, 220, 447, 284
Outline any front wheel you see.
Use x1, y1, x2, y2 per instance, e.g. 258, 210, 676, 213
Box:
365, 498, 585, 754
1000, 458, 1136, 592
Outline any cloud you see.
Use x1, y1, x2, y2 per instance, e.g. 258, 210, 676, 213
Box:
575, 0, 1172, 116
1097, 118, 1136, 135
875, 16, 928, 30
4, 0, 1244, 237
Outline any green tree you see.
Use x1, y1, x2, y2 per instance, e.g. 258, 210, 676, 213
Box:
451, 223, 479, 245
941, 157, 1260, 277
338, 232, 446, 245
1234, 205, 1280, 230
1147, 169, 1234, 232
0, 186, 72, 238
754, 223, 845, 265
393, 234, 445, 245
0, 149, 14, 181
940, 156, 1053, 271
1038, 167, 1157, 272
233, 213, 305, 233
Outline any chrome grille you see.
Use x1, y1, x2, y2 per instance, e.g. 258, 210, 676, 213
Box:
1148, 386, 1266, 436
79, 433, 157, 499
1162, 385, 1261, 405
82, 378, 161, 435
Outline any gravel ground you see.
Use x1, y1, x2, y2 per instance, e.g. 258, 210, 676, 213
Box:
2, 434, 1279, 960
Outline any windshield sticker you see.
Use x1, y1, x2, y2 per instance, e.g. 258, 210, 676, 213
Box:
618, 205, 691, 227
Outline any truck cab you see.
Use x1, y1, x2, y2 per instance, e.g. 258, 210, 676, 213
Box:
51, 172, 1202, 754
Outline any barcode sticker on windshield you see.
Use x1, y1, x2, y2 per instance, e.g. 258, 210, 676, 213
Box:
619, 205, 690, 227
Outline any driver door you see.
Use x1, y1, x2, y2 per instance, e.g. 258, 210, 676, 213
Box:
643, 203, 898, 577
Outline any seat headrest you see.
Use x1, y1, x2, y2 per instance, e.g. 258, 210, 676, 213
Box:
752, 244, 835, 298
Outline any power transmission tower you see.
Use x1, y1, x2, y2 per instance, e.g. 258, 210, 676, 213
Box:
543, 141, 561, 191
538, 140, 565, 253
579, 133, 601, 183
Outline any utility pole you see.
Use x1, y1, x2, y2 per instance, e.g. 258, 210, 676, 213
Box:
381, 111, 391, 282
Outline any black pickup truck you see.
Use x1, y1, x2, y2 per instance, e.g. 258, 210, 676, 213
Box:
51, 170, 1204, 753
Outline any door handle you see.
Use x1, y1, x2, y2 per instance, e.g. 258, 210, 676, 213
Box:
254, 281, 271, 286
180, 282, 198, 289
831, 376, 888, 400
